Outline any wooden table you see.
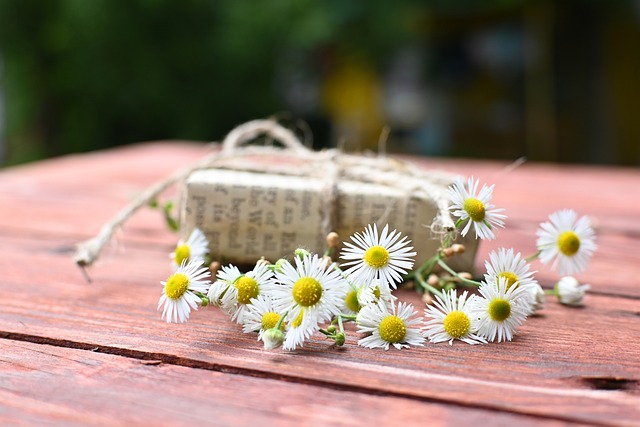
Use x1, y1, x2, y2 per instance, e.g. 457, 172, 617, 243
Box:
1, 142, 638, 426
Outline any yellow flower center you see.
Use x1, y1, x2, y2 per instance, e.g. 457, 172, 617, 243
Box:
557, 231, 580, 256
488, 298, 511, 322
498, 272, 519, 290
345, 290, 361, 312
364, 245, 390, 269
261, 312, 284, 331
291, 309, 304, 328
443, 311, 471, 338
463, 198, 486, 222
165, 273, 189, 300
174, 244, 190, 265
235, 276, 259, 304
378, 315, 407, 343
292, 277, 323, 307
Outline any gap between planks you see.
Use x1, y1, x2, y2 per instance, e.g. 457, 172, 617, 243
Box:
0, 330, 629, 427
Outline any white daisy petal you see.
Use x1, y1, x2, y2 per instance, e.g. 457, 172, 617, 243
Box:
158, 258, 211, 323
207, 264, 242, 306
356, 300, 425, 350
483, 248, 539, 313
241, 294, 287, 343
211, 262, 275, 324
264, 253, 349, 350
471, 278, 530, 342
423, 290, 487, 345
170, 228, 209, 271
283, 310, 320, 351
536, 209, 597, 275
340, 224, 416, 290
447, 177, 506, 240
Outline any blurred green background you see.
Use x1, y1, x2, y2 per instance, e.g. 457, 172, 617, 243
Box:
1, 0, 638, 166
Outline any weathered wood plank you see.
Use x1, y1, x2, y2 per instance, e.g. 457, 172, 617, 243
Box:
0, 142, 210, 243
2, 340, 576, 427
0, 234, 638, 426
1, 142, 639, 426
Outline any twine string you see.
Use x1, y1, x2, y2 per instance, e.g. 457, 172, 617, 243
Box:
74, 119, 456, 277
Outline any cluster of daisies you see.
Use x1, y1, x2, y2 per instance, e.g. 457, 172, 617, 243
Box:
158, 177, 596, 351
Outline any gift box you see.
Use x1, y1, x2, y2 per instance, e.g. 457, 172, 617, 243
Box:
178, 121, 479, 272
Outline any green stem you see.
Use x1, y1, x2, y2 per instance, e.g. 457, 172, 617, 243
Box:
338, 315, 345, 334
274, 310, 289, 331
437, 260, 482, 287
544, 289, 556, 296
323, 246, 334, 258
195, 291, 210, 307
333, 314, 356, 324
414, 270, 445, 300
319, 328, 333, 337
525, 250, 542, 262
406, 252, 441, 281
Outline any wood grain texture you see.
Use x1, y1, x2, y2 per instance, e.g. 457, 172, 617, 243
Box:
2, 340, 577, 427
0, 234, 638, 426
1, 142, 639, 426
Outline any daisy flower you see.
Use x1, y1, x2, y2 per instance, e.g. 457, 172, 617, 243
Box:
340, 278, 396, 314
484, 248, 539, 296
555, 276, 590, 306
356, 300, 425, 350
283, 308, 320, 351
423, 289, 487, 345
242, 294, 285, 342
170, 228, 209, 270
340, 224, 416, 290
536, 209, 597, 275
267, 253, 347, 332
207, 264, 242, 306
471, 278, 530, 342
448, 177, 506, 240
158, 258, 211, 323
341, 282, 364, 315
220, 261, 274, 323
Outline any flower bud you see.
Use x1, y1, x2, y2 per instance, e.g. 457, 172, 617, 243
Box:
556, 276, 589, 306
272, 258, 288, 273
334, 332, 346, 346
209, 261, 221, 277
294, 248, 310, 258
427, 274, 439, 286
326, 232, 340, 248
262, 328, 284, 351
451, 244, 466, 254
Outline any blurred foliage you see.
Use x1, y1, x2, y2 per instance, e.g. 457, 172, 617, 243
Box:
0, 0, 430, 164
1, 0, 637, 165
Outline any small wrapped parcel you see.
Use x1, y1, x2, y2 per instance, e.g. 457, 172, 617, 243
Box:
179, 120, 478, 271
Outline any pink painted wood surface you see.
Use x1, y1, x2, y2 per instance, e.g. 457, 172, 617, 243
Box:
1, 142, 639, 426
